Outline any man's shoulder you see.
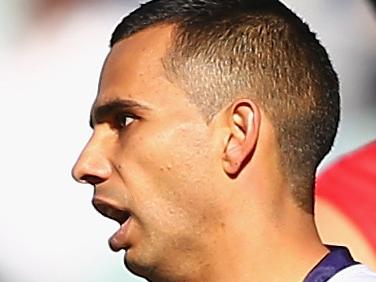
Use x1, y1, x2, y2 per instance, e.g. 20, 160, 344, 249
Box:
328, 264, 376, 282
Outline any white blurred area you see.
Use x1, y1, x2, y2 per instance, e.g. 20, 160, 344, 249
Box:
0, 0, 375, 281
0, 1, 144, 281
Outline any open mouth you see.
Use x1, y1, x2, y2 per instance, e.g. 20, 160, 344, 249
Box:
92, 197, 133, 251
92, 197, 130, 225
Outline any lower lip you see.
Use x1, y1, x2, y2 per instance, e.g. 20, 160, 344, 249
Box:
109, 217, 132, 251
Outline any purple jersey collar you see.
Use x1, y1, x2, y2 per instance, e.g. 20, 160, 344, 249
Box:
303, 245, 359, 282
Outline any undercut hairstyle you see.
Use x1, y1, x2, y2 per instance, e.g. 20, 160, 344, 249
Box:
110, 0, 340, 213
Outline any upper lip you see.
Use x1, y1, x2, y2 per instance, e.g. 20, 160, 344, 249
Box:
92, 196, 130, 225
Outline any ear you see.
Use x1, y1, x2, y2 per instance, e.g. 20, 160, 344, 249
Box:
222, 99, 260, 176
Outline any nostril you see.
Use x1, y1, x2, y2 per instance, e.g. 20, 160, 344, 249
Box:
80, 175, 106, 185
71, 147, 112, 184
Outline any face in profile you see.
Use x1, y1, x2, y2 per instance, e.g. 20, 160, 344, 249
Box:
72, 25, 232, 279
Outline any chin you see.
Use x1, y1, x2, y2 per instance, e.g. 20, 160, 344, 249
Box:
124, 248, 159, 280
126, 249, 182, 282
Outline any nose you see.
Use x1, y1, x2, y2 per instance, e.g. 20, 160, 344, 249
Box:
72, 133, 113, 186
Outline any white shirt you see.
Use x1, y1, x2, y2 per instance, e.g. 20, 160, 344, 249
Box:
328, 264, 376, 282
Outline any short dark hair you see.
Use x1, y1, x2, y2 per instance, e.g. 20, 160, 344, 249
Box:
110, 0, 340, 213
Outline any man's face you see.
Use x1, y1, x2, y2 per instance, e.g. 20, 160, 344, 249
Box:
72, 25, 230, 279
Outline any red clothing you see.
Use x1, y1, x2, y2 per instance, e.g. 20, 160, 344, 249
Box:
316, 141, 376, 253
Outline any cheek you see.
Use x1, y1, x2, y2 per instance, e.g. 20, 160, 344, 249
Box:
118, 120, 224, 229
124, 120, 213, 189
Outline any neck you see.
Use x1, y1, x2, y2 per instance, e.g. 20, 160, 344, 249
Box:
196, 211, 327, 282
168, 196, 328, 282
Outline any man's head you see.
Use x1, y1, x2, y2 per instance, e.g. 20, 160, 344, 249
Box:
73, 0, 339, 281
111, 0, 340, 212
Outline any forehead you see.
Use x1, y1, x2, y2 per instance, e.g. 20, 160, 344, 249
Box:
95, 25, 187, 110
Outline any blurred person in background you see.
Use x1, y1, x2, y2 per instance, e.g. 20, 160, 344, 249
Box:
316, 142, 376, 271
314, 0, 376, 272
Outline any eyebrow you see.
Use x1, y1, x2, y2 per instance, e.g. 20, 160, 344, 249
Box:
89, 98, 151, 128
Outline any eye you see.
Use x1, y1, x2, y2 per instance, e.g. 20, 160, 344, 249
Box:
115, 113, 136, 129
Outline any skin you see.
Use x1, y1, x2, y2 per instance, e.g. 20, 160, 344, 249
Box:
72, 24, 329, 282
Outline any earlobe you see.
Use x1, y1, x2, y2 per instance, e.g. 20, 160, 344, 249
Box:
222, 99, 260, 176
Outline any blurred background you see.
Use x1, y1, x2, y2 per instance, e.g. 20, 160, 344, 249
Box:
0, 0, 375, 281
